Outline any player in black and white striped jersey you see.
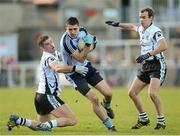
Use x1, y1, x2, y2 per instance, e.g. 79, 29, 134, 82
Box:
7, 35, 88, 131
106, 6, 167, 130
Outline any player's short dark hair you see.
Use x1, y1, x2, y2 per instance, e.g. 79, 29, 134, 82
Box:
140, 7, 154, 18
66, 17, 79, 26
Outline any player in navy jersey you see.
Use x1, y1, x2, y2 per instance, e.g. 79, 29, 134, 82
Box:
7, 35, 89, 131
59, 17, 116, 132
105, 7, 167, 130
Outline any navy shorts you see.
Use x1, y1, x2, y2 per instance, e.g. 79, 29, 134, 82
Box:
137, 59, 167, 85
34, 93, 65, 115
66, 62, 103, 96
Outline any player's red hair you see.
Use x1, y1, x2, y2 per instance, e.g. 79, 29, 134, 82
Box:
35, 32, 49, 47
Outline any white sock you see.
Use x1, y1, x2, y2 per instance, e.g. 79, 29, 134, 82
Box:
139, 112, 148, 121
44, 120, 58, 128
157, 115, 165, 124
16, 117, 32, 127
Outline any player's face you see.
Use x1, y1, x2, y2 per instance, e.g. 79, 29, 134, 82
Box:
139, 11, 153, 29
43, 38, 55, 53
66, 24, 79, 38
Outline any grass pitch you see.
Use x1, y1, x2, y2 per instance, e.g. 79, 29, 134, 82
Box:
0, 87, 180, 135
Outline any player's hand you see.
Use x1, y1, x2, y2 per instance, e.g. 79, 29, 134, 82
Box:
105, 21, 119, 27
73, 65, 88, 76
136, 53, 151, 63
92, 36, 98, 49
82, 34, 93, 47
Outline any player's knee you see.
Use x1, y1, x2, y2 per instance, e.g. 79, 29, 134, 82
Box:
91, 96, 100, 106
148, 92, 157, 99
128, 90, 134, 98
70, 117, 78, 126
104, 91, 112, 99
66, 115, 78, 126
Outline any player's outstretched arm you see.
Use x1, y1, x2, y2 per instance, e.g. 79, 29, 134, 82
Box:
50, 63, 73, 73
105, 21, 137, 31
50, 63, 88, 75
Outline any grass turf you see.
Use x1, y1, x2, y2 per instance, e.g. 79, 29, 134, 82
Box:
0, 87, 180, 135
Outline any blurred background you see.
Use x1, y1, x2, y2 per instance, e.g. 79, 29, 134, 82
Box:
0, 0, 180, 88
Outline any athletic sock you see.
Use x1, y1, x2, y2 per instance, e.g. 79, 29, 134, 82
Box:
139, 112, 148, 122
16, 117, 32, 127
103, 99, 111, 109
103, 118, 113, 128
44, 120, 58, 128
157, 116, 165, 124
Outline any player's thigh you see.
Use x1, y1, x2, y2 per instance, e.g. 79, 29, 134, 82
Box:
86, 62, 103, 87
37, 114, 51, 123
129, 76, 147, 94
51, 104, 76, 119
94, 80, 111, 96
148, 78, 161, 94
67, 74, 90, 96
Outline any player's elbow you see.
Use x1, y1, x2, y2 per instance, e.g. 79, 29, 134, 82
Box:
161, 44, 168, 52
161, 39, 168, 51
79, 59, 85, 63
73, 53, 86, 63
164, 44, 168, 51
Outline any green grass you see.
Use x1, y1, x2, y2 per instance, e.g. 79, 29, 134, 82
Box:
0, 87, 180, 135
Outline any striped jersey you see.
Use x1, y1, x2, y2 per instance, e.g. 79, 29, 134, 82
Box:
37, 51, 62, 96
59, 27, 89, 75
136, 23, 165, 60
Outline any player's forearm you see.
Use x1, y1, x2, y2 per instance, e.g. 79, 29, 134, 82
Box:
78, 46, 90, 62
149, 39, 168, 56
51, 64, 73, 73
118, 23, 137, 31
56, 66, 73, 73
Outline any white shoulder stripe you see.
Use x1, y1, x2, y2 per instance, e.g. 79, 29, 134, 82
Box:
65, 37, 76, 53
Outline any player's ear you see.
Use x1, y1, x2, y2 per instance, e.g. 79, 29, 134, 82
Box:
150, 16, 153, 21
39, 46, 44, 51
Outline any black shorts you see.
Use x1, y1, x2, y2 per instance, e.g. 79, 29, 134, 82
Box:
137, 59, 167, 85
66, 62, 103, 96
34, 93, 65, 115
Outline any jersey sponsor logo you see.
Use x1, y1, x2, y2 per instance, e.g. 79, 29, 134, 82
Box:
50, 58, 55, 61
140, 44, 148, 47
141, 34, 150, 41
156, 31, 162, 37
146, 35, 150, 40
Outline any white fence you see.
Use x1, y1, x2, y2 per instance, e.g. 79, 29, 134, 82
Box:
0, 39, 180, 87
0, 62, 178, 88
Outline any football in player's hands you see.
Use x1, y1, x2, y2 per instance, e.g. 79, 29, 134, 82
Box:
82, 34, 93, 45
78, 34, 97, 52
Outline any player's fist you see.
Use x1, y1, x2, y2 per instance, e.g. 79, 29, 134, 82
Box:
73, 65, 88, 76
105, 21, 119, 27
136, 52, 151, 63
